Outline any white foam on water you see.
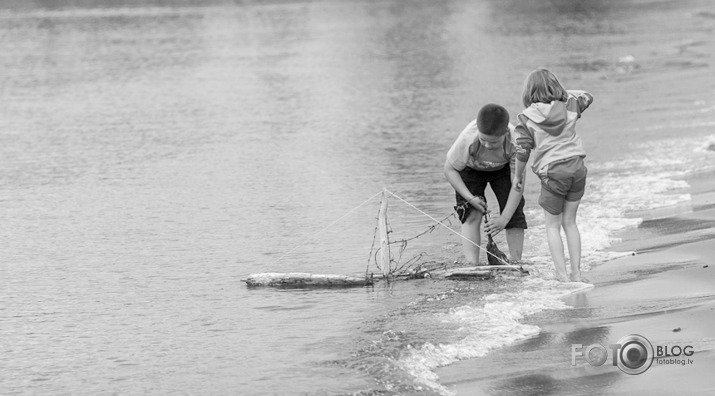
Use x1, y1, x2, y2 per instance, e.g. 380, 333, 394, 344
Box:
521, 168, 689, 275
394, 133, 715, 394
697, 134, 715, 152
395, 279, 593, 395
523, 134, 715, 272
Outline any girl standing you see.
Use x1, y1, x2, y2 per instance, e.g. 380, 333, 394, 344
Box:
512, 69, 594, 282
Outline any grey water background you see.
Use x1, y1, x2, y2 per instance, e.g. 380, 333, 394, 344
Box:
2, 0, 714, 395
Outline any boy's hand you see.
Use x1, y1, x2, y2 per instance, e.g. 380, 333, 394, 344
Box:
485, 216, 508, 236
468, 196, 487, 213
512, 175, 524, 192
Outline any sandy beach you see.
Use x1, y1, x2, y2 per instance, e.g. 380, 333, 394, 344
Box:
437, 168, 715, 395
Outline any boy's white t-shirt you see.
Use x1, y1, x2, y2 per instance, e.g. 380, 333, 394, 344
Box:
446, 120, 517, 172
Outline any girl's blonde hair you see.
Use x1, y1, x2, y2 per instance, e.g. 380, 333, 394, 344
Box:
522, 68, 568, 108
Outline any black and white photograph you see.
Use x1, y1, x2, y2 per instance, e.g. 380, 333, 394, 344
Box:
1, 0, 714, 395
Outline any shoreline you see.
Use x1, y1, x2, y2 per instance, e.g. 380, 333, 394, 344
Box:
435, 170, 715, 395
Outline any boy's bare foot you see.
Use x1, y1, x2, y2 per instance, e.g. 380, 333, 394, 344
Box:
555, 271, 569, 282
569, 272, 582, 282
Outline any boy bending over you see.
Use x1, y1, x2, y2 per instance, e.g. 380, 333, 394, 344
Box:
444, 104, 527, 265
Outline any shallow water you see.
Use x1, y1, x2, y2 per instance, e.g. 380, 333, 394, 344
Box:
1, 0, 715, 395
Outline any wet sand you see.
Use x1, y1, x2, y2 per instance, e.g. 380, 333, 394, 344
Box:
436, 170, 715, 395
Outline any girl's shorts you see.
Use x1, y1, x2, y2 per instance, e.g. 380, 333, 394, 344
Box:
538, 156, 587, 215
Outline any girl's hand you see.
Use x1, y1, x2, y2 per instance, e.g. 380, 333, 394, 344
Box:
485, 216, 508, 236
512, 175, 524, 192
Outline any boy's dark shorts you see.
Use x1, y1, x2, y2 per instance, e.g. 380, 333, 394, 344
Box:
454, 164, 527, 229
538, 156, 588, 215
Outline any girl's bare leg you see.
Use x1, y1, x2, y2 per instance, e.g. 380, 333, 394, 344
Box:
544, 210, 568, 281
562, 200, 582, 281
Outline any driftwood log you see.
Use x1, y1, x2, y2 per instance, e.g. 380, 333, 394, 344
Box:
415, 265, 528, 280
243, 272, 373, 288
243, 264, 527, 288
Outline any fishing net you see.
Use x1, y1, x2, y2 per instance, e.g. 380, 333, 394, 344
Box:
257, 189, 525, 286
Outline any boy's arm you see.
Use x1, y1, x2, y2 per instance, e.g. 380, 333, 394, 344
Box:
444, 160, 487, 213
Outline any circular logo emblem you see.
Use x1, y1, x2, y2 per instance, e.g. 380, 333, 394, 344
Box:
616, 334, 654, 375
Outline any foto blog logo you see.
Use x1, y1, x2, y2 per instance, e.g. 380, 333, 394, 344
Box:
571, 334, 695, 375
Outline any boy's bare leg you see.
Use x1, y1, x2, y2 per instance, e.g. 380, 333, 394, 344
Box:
562, 200, 582, 281
544, 210, 568, 281
461, 210, 483, 265
505, 228, 524, 261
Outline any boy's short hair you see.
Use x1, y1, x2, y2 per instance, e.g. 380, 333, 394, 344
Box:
477, 104, 510, 136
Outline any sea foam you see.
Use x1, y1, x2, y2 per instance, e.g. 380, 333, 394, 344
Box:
396, 133, 715, 394
396, 280, 592, 395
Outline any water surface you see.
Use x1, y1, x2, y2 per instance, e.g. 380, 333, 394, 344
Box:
1, 0, 715, 395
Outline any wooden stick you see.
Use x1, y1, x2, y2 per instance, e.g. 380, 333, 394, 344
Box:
447, 265, 524, 271
378, 188, 391, 278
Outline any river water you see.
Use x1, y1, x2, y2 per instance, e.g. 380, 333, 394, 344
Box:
1, 0, 714, 395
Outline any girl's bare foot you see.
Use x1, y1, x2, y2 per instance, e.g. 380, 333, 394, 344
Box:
555, 271, 569, 282
574, 275, 590, 283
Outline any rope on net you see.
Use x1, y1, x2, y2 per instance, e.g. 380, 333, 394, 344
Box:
375, 189, 519, 275
269, 188, 519, 277
269, 190, 385, 267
